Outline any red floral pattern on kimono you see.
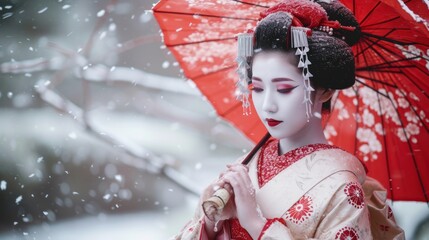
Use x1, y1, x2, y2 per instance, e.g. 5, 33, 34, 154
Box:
344, 182, 365, 209
230, 140, 336, 238
257, 139, 337, 187
230, 219, 252, 240
335, 226, 359, 240
285, 195, 313, 224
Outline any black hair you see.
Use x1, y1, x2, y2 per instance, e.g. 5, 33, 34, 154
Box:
251, 0, 361, 112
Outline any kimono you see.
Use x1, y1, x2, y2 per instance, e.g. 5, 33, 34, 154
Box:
173, 139, 404, 240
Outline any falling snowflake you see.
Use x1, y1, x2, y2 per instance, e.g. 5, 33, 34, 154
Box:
0, 180, 6, 190
16, 195, 23, 205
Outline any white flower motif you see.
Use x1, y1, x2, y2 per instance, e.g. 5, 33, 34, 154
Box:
397, 97, 409, 108
342, 87, 356, 97
176, 41, 233, 66
374, 123, 385, 135
395, 89, 406, 97
395, 44, 422, 59
359, 144, 370, 154
396, 129, 409, 142
420, 110, 426, 119
409, 92, 420, 101
324, 124, 338, 139
406, 123, 420, 135
184, 18, 255, 43
334, 98, 344, 109
360, 87, 378, 110
405, 111, 419, 123
356, 128, 382, 153
363, 109, 374, 127
339, 108, 350, 120
333, 99, 350, 120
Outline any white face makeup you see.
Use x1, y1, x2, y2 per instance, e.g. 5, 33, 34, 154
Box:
251, 51, 309, 140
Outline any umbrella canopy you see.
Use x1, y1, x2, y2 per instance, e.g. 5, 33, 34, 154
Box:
153, 0, 429, 202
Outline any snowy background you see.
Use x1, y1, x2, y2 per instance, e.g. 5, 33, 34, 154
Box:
0, 0, 428, 239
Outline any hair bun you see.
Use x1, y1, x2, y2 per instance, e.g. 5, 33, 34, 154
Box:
315, 0, 361, 46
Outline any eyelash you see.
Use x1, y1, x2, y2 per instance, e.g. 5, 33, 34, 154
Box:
277, 86, 298, 93
250, 85, 297, 94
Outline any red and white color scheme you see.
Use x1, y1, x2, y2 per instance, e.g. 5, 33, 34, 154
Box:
153, 0, 429, 203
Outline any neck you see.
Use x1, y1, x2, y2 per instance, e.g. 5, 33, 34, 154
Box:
278, 115, 328, 155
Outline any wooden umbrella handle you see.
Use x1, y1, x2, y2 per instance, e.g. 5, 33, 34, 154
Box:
202, 133, 271, 221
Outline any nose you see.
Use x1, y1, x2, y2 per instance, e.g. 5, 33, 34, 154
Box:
262, 91, 277, 113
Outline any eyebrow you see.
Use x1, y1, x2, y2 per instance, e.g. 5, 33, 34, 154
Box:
251, 77, 295, 82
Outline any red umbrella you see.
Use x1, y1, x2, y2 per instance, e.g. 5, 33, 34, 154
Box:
152, 0, 429, 203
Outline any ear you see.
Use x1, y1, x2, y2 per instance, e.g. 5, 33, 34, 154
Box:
317, 89, 335, 103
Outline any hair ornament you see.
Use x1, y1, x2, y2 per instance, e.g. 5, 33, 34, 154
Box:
236, 31, 254, 115
290, 25, 314, 120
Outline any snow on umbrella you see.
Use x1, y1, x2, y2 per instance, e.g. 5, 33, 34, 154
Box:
152, 0, 429, 203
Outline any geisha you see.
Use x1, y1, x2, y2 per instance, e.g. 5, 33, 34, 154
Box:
172, 0, 404, 239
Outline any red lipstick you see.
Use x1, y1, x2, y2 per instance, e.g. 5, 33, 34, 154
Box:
266, 118, 283, 127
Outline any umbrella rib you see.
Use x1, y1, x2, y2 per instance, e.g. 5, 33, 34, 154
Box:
360, 37, 429, 100
359, 1, 381, 27
352, 0, 356, 18
355, 74, 397, 89
361, 16, 400, 29
360, 39, 429, 78
357, 36, 420, 96
362, 31, 429, 47
354, 34, 393, 60
231, 0, 269, 8
363, 27, 410, 31
359, 37, 419, 81
165, 37, 236, 47
358, 66, 415, 74
354, 79, 389, 98
153, 10, 259, 21
362, 37, 429, 73
356, 57, 423, 71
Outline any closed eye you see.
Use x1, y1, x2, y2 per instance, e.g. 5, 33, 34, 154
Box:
252, 87, 264, 92
277, 86, 298, 94
249, 83, 264, 93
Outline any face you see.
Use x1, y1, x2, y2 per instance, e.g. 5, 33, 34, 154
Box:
251, 51, 309, 139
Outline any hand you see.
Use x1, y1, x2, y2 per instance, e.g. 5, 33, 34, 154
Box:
218, 163, 267, 238
200, 176, 236, 237
201, 180, 236, 222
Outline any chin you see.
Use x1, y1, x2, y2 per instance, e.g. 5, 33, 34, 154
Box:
267, 130, 293, 140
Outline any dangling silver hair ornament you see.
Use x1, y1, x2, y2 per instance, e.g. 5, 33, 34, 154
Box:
235, 31, 254, 115
291, 26, 315, 121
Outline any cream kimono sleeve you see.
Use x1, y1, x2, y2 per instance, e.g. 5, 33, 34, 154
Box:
258, 171, 372, 240
170, 194, 232, 240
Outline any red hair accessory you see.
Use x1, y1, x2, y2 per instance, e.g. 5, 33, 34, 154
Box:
260, 0, 328, 28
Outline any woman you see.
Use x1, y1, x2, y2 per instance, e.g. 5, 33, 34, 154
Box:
173, 0, 404, 239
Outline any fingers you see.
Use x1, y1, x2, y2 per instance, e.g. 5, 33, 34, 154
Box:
218, 163, 247, 177
226, 164, 252, 187
223, 182, 234, 195
220, 168, 255, 201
